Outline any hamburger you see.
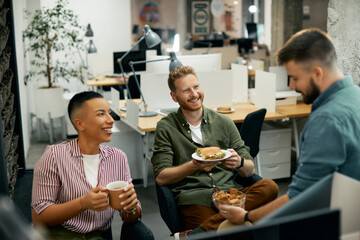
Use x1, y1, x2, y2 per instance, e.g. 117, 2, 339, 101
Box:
195, 147, 226, 160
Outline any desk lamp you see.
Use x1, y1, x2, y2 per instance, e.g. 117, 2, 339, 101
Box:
128, 51, 182, 117
117, 25, 161, 100
85, 24, 97, 53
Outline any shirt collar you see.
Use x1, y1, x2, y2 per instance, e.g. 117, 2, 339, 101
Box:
175, 106, 209, 127
312, 76, 354, 111
71, 138, 113, 159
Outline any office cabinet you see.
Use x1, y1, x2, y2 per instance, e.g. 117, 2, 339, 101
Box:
0, 0, 25, 198
257, 122, 291, 179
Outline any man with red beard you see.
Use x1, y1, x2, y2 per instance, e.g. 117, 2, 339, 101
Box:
151, 66, 279, 238
31, 91, 154, 240
218, 28, 360, 228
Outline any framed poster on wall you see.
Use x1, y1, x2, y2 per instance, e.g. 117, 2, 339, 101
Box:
192, 1, 210, 35
223, 0, 242, 38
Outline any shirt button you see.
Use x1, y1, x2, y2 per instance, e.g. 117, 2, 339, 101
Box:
188, 130, 190, 133
209, 173, 212, 176
212, 185, 216, 188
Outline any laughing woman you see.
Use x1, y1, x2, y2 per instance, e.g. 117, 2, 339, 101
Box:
31, 91, 154, 240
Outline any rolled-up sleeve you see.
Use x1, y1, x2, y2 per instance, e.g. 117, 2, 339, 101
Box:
287, 115, 346, 199
31, 146, 61, 214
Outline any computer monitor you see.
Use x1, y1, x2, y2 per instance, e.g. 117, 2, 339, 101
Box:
113, 50, 146, 74
237, 38, 253, 55
246, 22, 258, 42
191, 208, 340, 240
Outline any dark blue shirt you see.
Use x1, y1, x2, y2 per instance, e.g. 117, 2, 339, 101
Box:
288, 76, 360, 198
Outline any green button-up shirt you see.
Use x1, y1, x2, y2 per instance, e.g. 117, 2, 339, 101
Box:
151, 107, 253, 207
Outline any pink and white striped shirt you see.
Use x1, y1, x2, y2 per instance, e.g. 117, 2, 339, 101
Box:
31, 139, 135, 233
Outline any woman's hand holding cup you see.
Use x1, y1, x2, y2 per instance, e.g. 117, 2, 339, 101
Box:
105, 181, 138, 211
119, 183, 138, 212
80, 186, 109, 211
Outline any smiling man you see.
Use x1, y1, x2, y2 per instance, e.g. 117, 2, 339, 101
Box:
151, 66, 279, 238
218, 28, 360, 227
31, 91, 154, 240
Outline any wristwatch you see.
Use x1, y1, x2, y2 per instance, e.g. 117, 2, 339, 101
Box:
236, 157, 245, 169
244, 211, 253, 225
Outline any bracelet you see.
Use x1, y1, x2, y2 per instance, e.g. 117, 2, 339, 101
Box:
236, 157, 245, 169
125, 205, 137, 215
244, 211, 253, 224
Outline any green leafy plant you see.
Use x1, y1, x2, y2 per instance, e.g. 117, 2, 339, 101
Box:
23, 0, 85, 88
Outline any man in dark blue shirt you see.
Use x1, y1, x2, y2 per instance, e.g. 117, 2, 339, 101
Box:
219, 28, 360, 225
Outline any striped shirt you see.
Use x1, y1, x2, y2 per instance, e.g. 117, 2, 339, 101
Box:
31, 138, 135, 233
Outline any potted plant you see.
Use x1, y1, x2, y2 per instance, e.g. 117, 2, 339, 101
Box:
23, 0, 85, 88
23, 0, 85, 139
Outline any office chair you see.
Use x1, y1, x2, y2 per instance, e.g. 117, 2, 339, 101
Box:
155, 183, 184, 234
155, 109, 267, 235
234, 108, 267, 184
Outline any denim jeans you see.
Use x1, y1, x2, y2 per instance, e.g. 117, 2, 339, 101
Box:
120, 221, 154, 240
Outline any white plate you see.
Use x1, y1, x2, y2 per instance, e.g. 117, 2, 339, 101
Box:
214, 107, 235, 114
192, 150, 232, 162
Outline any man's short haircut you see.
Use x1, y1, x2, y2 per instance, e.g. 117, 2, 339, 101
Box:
68, 91, 104, 125
276, 28, 337, 71
168, 66, 198, 92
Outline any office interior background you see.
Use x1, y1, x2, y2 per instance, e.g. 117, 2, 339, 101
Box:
1, 0, 359, 239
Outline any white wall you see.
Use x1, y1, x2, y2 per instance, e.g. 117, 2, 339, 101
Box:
14, 0, 132, 163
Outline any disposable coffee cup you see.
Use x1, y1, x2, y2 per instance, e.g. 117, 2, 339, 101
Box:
106, 181, 128, 210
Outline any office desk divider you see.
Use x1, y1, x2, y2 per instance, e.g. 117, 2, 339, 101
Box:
330, 172, 360, 235
260, 172, 360, 237
111, 87, 120, 111
197, 70, 233, 107
141, 72, 178, 110
181, 45, 238, 69
231, 63, 248, 103
254, 70, 276, 112
125, 99, 139, 127
141, 70, 233, 111
269, 66, 290, 91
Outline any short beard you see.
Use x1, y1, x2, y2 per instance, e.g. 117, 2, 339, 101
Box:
303, 77, 320, 104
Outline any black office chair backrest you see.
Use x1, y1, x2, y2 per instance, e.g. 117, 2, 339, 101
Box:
239, 108, 267, 158
155, 182, 184, 234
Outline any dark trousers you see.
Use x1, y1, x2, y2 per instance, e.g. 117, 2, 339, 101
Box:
120, 221, 155, 240
46, 220, 154, 240
180, 178, 279, 232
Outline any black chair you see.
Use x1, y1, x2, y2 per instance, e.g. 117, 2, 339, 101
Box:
155, 183, 184, 234
234, 108, 267, 184
238, 108, 267, 158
